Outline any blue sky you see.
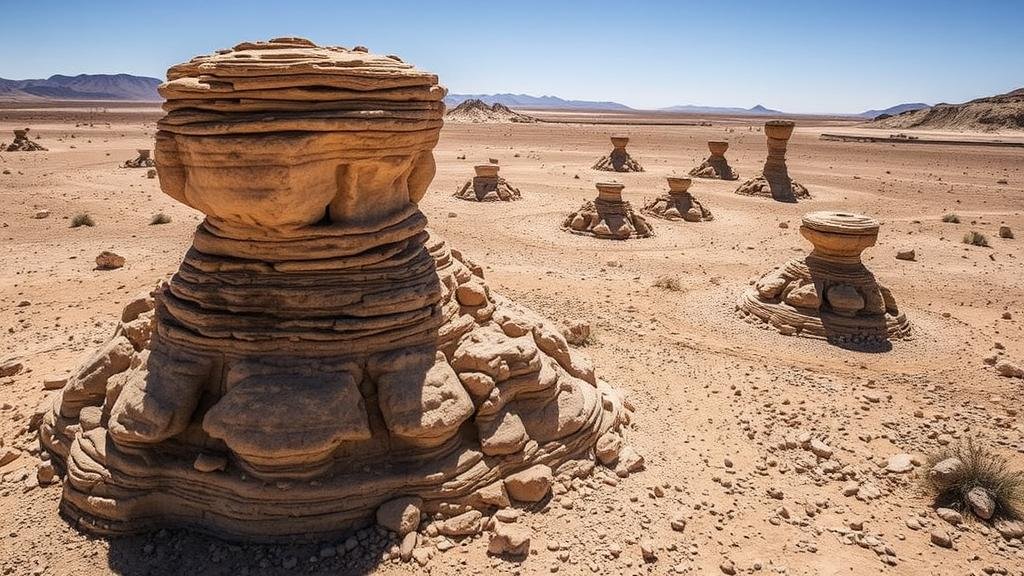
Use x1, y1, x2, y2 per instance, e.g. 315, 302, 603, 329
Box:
2, 0, 1021, 113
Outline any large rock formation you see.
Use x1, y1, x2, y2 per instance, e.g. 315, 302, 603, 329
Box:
446, 99, 537, 123
737, 211, 910, 345
39, 38, 636, 541
453, 162, 522, 201
735, 120, 809, 202
689, 141, 738, 180
563, 182, 653, 239
5, 128, 47, 151
642, 177, 713, 222
122, 149, 156, 168
592, 136, 643, 172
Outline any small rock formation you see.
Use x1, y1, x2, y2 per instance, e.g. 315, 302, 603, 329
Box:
5, 128, 47, 152
445, 99, 537, 123
689, 141, 738, 180
563, 182, 653, 239
123, 149, 156, 168
453, 162, 522, 201
641, 177, 713, 222
737, 211, 910, 345
39, 38, 636, 542
592, 135, 643, 172
95, 251, 125, 270
735, 120, 809, 201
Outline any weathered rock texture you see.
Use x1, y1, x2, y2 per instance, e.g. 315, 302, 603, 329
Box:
453, 162, 522, 202
592, 136, 643, 172
735, 121, 809, 202
39, 38, 634, 542
641, 177, 713, 222
446, 99, 536, 124
563, 182, 653, 239
122, 149, 156, 168
5, 128, 48, 152
689, 141, 738, 180
737, 212, 910, 345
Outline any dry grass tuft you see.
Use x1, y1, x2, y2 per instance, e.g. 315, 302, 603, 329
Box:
941, 213, 961, 223
653, 275, 682, 291
70, 213, 95, 228
925, 438, 1024, 520
962, 231, 989, 247
149, 212, 172, 225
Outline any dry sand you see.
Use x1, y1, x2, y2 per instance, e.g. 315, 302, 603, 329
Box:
1, 106, 1022, 575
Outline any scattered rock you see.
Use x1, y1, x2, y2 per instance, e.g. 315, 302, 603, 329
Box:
808, 438, 833, 459
32, 210, 50, 219
966, 487, 995, 520
41, 374, 68, 390
399, 531, 417, 562
487, 522, 531, 556
885, 453, 915, 474
640, 539, 657, 563
193, 453, 227, 473
895, 249, 916, 261
95, 251, 125, 270
504, 464, 553, 502
929, 457, 964, 488
994, 361, 1023, 378
438, 510, 483, 537
720, 560, 737, 575
994, 519, 1024, 540
377, 496, 423, 536
998, 225, 1013, 239
936, 508, 963, 525
36, 461, 56, 485
0, 358, 23, 378
930, 530, 953, 549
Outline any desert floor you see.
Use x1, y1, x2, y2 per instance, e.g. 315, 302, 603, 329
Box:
1, 107, 1022, 576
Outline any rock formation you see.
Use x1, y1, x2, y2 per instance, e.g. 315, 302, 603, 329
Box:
446, 99, 537, 123
737, 211, 910, 345
563, 182, 653, 239
689, 141, 738, 180
122, 148, 156, 168
39, 38, 636, 542
641, 177, 713, 222
735, 121, 809, 201
5, 128, 47, 152
453, 162, 522, 201
592, 136, 643, 172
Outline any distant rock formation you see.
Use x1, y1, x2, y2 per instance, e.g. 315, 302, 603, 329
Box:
735, 120, 810, 202
867, 88, 1024, 131
689, 141, 738, 180
454, 162, 522, 201
642, 177, 712, 222
4, 128, 47, 151
122, 149, 155, 168
563, 182, 653, 239
592, 136, 644, 172
0, 74, 162, 101
445, 99, 537, 123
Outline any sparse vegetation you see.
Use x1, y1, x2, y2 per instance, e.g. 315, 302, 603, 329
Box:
70, 213, 94, 228
925, 438, 1024, 520
942, 213, 961, 223
150, 212, 172, 225
653, 275, 682, 291
963, 231, 989, 247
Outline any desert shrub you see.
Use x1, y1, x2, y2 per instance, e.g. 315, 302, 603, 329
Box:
150, 212, 172, 225
963, 231, 989, 247
941, 213, 960, 223
925, 438, 1024, 520
653, 275, 682, 291
70, 213, 95, 228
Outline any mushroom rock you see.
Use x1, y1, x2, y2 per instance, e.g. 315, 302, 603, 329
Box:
453, 162, 522, 201
642, 177, 713, 222
689, 141, 738, 180
5, 128, 48, 152
563, 182, 654, 239
735, 120, 810, 202
737, 211, 910, 345
38, 38, 636, 541
592, 135, 643, 172
123, 149, 156, 168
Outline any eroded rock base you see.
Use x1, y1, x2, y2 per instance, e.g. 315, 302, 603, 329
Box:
563, 199, 653, 239
453, 177, 522, 202
689, 157, 737, 180
735, 174, 810, 202
642, 194, 713, 222
592, 150, 643, 173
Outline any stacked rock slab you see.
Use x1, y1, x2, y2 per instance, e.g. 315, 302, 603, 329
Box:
689, 141, 738, 180
5, 128, 47, 151
563, 182, 653, 239
453, 162, 522, 201
39, 38, 635, 541
735, 121, 809, 201
642, 177, 713, 222
123, 149, 156, 168
592, 135, 643, 172
737, 211, 910, 344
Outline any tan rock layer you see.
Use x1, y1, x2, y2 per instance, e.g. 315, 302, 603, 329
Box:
641, 194, 713, 222
592, 149, 644, 172
563, 198, 654, 239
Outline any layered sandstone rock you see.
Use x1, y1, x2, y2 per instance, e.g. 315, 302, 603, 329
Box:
737, 211, 910, 345
39, 38, 635, 541
453, 162, 522, 201
5, 128, 47, 152
735, 121, 809, 201
563, 182, 653, 239
592, 135, 643, 172
642, 177, 713, 222
689, 141, 738, 180
122, 149, 156, 168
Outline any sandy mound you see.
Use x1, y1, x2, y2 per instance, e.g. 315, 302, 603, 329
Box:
446, 99, 537, 123
868, 88, 1024, 132
563, 182, 653, 239
4, 128, 47, 151
454, 162, 522, 201
641, 177, 713, 222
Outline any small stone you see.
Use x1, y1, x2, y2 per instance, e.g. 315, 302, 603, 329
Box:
494, 508, 520, 523
377, 496, 423, 536
0, 449, 19, 467
720, 560, 737, 575
488, 522, 531, 556
640, 539, 656, 563
808, 438, 833, 459
905, 517, 922, 531
994, 519, 1024, 539
476, 480, 510, 508
32, 210, 50, 219
928, 457, 963, 489
615, 446, 645, 476
412, 548, 430, 567
399, 532, 417, 562
0, 358, 23, 378
885, 453, 915, 474
841, 481, 859, 497
41, 374, 69, 390
504, 464, 553, 503
966, 487, 995, 520
193, 453, 227, 473
438, 510, 483, 537
935, 508, 962, 526
670, 515, 687, 532
36, 461, 56, 485
595, 431, 623, 465
994, 361, 1023, 378
767, 487, 784, 500
929, 530, 952, 549
95, 251, 125, 270
998, 225, 1013, 239
895, 249, 916, 261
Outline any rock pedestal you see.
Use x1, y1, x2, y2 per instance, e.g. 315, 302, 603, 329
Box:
563, 182, 653, 239
123, 148, 156, 168
689, 141, 738, 180
737, 211, 910, 345
453, 162, 522, 201
39, 38, 635, 541
592, 135, 643, 172
735, 121, 809, 201
642, 177, 713, 222
5, 128, 47, 152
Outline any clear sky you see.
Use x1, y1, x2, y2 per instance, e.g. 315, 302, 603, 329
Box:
2, 0, 1021, 113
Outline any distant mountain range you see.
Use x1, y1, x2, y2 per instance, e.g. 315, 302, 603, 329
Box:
857, 103, 930, 119
444, 93, 632, 111
0, 74, 161, 101
658, 103, 783, 115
